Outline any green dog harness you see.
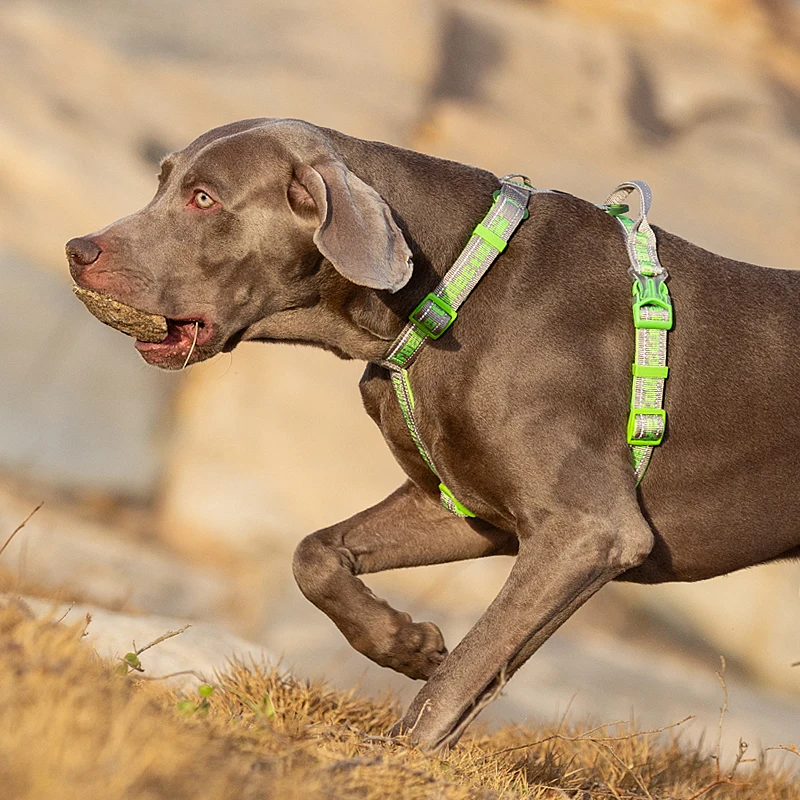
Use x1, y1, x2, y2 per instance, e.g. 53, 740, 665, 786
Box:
381, 177, 672, 517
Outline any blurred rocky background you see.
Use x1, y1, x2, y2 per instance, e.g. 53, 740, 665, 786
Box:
2, 0, 800, 755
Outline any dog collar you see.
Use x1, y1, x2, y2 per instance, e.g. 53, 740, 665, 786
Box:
380, 176, 542, 517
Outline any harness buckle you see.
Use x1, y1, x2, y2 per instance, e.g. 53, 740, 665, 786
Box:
409, 293, 457, 339
632, 277, 673, 330
627, 408, 666, 447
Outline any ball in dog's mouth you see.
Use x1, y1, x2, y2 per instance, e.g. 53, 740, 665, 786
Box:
72, 286, 169, 343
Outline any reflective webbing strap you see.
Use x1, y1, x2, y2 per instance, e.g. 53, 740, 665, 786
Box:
383, 176, 539, 516
385, 178, 536, 369
604, 182, 673, 484
389, 368, 437, 474
381, 360, 476, 517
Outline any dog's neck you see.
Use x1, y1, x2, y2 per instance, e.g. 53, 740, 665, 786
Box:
246, 134, 501, 361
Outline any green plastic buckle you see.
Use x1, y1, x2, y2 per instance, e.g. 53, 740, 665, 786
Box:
627, 408, 666, 446
631, 363, 669, 380
605, 203, 630, 217
473, 222, 507, 252
409, 293, 457, 339
632, 277, 673, 330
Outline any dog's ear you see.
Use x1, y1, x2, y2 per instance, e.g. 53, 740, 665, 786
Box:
289, 161, 413, 293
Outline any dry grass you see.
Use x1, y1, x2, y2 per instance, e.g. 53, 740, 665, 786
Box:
1, 599, 798, 800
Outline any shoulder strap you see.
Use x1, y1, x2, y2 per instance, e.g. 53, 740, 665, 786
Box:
384, 177, 540, 370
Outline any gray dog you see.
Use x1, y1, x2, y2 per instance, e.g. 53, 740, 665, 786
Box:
66, 118, 800, 750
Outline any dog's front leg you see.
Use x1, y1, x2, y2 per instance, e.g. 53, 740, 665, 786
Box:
292, 480, 518, 680
395, 499, 654, 749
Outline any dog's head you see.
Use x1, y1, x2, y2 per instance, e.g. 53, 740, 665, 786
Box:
66, 119, 412, 369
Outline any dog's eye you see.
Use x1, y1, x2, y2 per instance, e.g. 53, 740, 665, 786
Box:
193, 190, 215, 209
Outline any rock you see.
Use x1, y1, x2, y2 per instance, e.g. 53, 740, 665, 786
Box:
412, 0, 800, 270
11, 595, 275, 689
0, 252, 178, 498
619, 563, 800, 695
157, 346, 405, 559
0, 485, 235, 622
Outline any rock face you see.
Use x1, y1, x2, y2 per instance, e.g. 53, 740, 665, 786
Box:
414, 0, 800, 271
1, 0, 800, 700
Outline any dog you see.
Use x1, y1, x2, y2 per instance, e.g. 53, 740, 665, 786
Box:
66, 118, 800, 750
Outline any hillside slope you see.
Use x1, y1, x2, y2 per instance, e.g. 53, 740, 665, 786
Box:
2, 599, 798, 799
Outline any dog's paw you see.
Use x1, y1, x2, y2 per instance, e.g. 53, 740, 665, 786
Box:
384, 618, 447, 681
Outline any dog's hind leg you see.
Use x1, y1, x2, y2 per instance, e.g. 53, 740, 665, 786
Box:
292, 480, 518, 680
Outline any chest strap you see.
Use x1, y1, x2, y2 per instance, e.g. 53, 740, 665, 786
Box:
381, 176, 542, 517
603, 181, 673, 485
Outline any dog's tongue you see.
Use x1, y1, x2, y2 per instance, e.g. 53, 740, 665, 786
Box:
72, 286, 168, 343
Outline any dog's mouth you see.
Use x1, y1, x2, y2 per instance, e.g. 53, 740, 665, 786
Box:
134, 318, 214, 367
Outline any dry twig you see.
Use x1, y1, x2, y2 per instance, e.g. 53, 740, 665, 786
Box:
55, 603, 75, 625
0, 503, 43, 560
682, 657, 752, 800
489, 715, 694, 759
346, 725, 402, 746
133, 624, 192, 658
588, 738, 654, 799
764, 743, 800, 759
140, 670, 208, 683
711, 656, 728, 781
119, 624, 192, 674
530, 785, 571, 799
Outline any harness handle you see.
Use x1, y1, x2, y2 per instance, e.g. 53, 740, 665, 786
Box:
604, 181, 667, 284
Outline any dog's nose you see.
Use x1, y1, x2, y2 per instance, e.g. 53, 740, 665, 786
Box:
66, 237, 102, 274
